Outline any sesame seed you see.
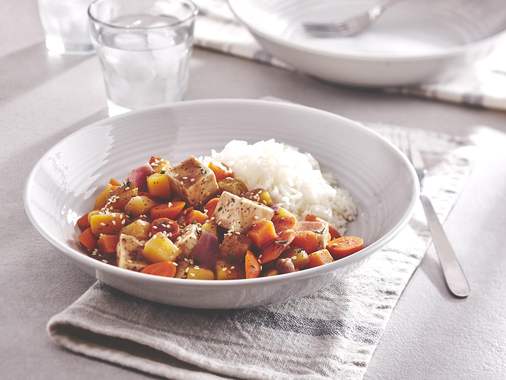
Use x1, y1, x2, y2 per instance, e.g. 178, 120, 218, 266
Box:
100, 222, 106, 226
194, 265, 200, 269
230, 266, 235, 270
112, 220, 116, 225
189, 273, 195, 277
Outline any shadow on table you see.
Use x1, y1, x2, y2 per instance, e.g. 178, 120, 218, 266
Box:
1, 107, 108, 191
0, 41, 92, 104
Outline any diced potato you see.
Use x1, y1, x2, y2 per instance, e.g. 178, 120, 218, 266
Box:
87, 210, 100, 224
94, 183, 118, 209
147, 173, 171, 199
201, 220, 218, 236
121, 219, 151, 241
218, 177, 248, 196
216, 259, 243, 280
288, 248, 309, 270
187, 266, 215, 280
143, 232, 181, 263
125, 195, 156, 217
108, 186, 138, 210
89, 212, 126, 235
185, 209, 208, 224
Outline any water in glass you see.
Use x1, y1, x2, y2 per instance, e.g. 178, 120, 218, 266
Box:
38, 0, 94, 54
94, 14, 193, 114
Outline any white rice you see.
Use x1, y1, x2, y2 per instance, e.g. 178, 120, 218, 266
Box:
204, 140, 357, 234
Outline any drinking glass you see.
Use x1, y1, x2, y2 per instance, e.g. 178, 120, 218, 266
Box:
88, 0, 198, 115
38, 0, 94, 55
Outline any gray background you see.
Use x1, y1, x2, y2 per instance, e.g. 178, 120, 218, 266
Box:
1, 1, 506, 379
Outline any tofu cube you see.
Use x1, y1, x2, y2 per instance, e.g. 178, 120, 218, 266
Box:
116, 234, 149, 271
176, 224, 201, 257
214, 191, 274, 232
168, 157, 219, 206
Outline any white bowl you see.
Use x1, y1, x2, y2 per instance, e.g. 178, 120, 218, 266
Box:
228, 0, 505, 86
24, 99, 418, 308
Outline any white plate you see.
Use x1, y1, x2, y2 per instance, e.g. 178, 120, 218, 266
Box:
24, 99, 418, 308
229, 0, 505, 86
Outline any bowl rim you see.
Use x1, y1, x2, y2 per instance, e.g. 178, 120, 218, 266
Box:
24, 98, 419, 288
228, 0, 502, 63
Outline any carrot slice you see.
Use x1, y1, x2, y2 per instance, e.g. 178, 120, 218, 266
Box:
291, 231, 321, 253
327, 236, 364, 259
245, 250, 261, 279
97, 234, 119, 254
208, 162, 233, 180
204, 197, 220, 218
185, 209, 208, 225
259, 229, 295, 264
109, 178, 122, 186
150, 201, 185, 220
141, 261, 177, 277
79, 228, 97, 252
248, 220, 277, 248
76, 213, 90, 231
307, 249, 334, 268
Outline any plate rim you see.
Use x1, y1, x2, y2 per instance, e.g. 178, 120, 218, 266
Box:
24, 98, 419, 287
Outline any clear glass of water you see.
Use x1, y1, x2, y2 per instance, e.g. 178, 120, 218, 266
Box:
88, 0, 197, 115
38, 0, 94, 55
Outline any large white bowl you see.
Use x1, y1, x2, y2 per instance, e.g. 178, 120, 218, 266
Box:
24, 99, 418, 308
229, 0, 505, 86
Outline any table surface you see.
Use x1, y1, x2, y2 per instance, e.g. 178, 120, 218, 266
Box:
2, 1, 506, 379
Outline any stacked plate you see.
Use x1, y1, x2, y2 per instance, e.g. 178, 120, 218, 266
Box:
228, 0, 506, 86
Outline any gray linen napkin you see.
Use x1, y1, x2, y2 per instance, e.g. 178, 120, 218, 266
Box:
48, 125, 477, 380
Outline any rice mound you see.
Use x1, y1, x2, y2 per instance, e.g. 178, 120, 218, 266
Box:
205, 140, 357, 234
